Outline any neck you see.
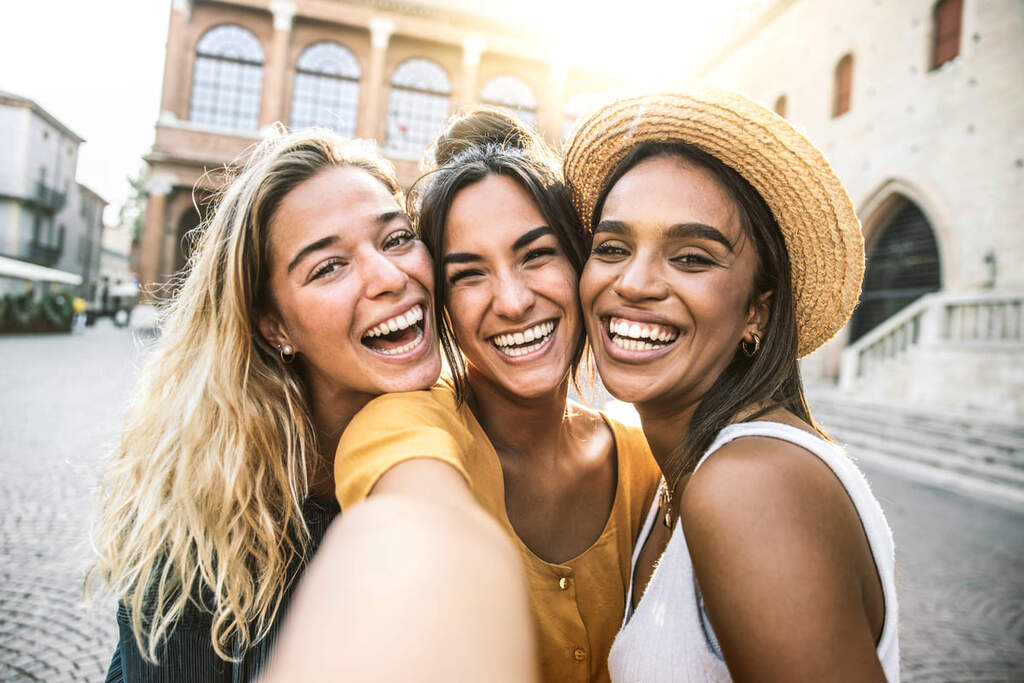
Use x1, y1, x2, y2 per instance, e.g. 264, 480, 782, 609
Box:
304, 368, 374, 499
635, 396, 701, 485
466, 367, 571, 462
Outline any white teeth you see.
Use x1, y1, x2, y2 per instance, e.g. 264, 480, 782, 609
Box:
365, 305, 423, 338
490, 320, 556, 355
611, 336, 660, 352
374, 324, 424, 355
608, 316, 679, 344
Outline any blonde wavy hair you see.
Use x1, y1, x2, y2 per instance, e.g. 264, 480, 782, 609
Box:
87, 127, 404, 662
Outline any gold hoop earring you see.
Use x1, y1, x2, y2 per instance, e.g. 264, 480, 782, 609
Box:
277, 343, 296, 364
740, 333, 761, 357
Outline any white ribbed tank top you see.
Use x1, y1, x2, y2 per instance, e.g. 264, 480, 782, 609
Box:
608, 421, 900, 682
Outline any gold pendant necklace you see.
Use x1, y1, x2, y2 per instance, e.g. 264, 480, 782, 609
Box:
658, 479, 673, 528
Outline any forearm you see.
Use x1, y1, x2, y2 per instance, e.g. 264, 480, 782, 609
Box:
262, 494, 537, 683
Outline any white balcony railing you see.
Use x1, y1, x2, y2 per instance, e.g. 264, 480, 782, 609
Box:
840, 291, 1024, 389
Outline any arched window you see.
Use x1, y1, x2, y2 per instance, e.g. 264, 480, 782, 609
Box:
480, 76, 537, 129
931, 0, 963, 70
774, 94, 788, 118
562, 93, 601, 142
832, 53, 854, 118
189, 25, 264, 131
386, 59, 451, 158
848, 199, 942, 342
290, 42, 361, 136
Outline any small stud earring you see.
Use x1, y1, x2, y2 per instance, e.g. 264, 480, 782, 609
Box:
276, 343, 296, 364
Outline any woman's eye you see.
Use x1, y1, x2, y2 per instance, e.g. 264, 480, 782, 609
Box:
448, 269, 482, 285
383, 230, 415, 250
672, 253, 716, 268
524, 247, 556, 263
311, 258, 345, 281
591, 242, 629, 258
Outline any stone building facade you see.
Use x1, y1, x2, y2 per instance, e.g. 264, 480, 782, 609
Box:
0, 91, 108, 297
697, 0, 1024, 415
139, 0, 620, 291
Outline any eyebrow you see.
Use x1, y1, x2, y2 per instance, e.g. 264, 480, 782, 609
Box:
286, 210, 410, 273
594, 220, 734, 252
443, 225, 553, 266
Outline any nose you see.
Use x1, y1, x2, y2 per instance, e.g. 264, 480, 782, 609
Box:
362, 249, 409, 299
613, 255, 669, 302
491, 269, 535, 320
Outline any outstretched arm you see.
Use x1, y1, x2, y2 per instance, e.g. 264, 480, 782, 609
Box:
262, 474, 537, 683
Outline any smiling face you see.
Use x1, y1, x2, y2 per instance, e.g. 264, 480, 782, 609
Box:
580, 154, 767, 414
442, 174, 581, 400
259, 165, 440, 413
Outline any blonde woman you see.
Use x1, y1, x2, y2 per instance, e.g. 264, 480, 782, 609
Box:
89, 128, 447, 680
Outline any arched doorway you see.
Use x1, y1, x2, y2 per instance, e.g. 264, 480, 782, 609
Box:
848, 198, 942, 342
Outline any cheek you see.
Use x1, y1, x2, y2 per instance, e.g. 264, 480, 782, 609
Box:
539, 262, 580, 310
446, 287, 486, 341
400, 243, 435, 292
579, 260, 612, 316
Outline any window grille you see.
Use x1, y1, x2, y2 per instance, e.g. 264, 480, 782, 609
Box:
291, 42, 361, 136
480, 76, 537, 130
385, 59, 451, 158
189, 25, 264, 131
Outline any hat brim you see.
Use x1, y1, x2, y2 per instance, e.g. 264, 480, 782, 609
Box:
563, 85, 864, 358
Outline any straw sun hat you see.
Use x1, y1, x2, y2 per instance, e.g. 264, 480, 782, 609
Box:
563, 83, 865, 358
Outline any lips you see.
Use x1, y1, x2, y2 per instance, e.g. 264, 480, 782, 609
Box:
488, 319, 557, 359
361, 304, 427, 357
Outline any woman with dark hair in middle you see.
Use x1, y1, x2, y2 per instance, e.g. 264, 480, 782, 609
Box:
333, 107, 661, 683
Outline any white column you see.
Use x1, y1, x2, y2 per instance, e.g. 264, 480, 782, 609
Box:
261, 1, 297, 130
358, 18, 395, 141
458, 36, 486, 109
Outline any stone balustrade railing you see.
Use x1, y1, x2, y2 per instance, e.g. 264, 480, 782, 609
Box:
839, 291, 1024, 389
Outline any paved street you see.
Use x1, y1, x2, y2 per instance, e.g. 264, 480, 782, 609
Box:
1, 322, 1023, 681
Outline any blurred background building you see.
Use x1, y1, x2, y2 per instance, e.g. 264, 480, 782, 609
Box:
135, 0, 1022, 481
688, 0, 1023, 420
136, 0, 623, 296
0, 91, 115, 300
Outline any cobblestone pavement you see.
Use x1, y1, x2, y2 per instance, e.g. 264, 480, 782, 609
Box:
1, 323, 1023, 681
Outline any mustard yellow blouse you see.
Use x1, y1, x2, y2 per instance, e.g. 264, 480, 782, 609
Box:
335, 381, 660, 683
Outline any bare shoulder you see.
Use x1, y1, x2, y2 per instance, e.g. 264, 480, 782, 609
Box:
683, 422, 846, 525
678, 425, 887, 680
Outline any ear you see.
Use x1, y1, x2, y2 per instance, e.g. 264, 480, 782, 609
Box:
745, 290, 773, 339
257, 308, 292, 351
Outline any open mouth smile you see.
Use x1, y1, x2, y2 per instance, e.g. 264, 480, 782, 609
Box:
604, 316, 680, 354
489, 320, 557, 359
361, 304, 427, 357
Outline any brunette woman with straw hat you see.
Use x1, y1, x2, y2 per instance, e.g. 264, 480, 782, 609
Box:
564, 85, 899, 681
88, 127, 530, 681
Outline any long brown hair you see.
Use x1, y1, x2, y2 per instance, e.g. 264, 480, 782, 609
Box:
593, 140, 824, 486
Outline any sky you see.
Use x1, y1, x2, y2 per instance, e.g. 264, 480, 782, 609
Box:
0, 0, 760, 224
1, 1, 170, 223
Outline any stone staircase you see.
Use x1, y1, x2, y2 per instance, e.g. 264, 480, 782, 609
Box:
806, 386, 1024, 510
